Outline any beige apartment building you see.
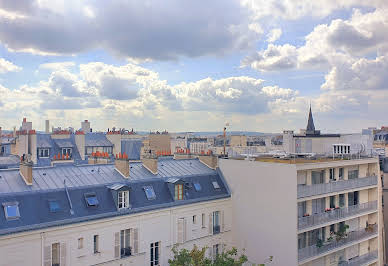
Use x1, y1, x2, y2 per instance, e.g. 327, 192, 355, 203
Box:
220, 156, 383, 266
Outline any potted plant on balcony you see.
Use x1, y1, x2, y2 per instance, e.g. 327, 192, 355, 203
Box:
303, 213, 310, 217
335, 224, 349, 241
316, 238, 323, 248
365, 222, 375, 233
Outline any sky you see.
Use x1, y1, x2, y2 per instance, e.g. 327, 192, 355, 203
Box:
0, 0, 388, 133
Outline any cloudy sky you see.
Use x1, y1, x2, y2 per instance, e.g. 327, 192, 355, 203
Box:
0, 0, 387, 133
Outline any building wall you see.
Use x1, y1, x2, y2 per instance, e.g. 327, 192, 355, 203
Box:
219, 159, 298, 266
230, 135, 247, 147
148, 134, 171, 153
0, 198, 231, 266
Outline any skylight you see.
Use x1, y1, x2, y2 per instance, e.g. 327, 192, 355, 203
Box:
144, 186, 156, 200
193, 182, 202, 191
48, 200, 61, 212
212, 181, 220, 189
3, 202, 20, 220
84, 193, 99, 207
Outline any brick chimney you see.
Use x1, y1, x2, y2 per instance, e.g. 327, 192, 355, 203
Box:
142, 156, 158, 175
198, 154, 218, 169
20, 154, 33, 185
115, 153, 130, 178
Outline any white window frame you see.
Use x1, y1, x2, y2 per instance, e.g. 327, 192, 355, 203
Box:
39, 148, 50, 158
93, 235, 99, 253
118, 191, 129, 209
52, 242, 60, 265
62, 148, 72, 156
120, 229, 131, 257
78, 238, 83, 249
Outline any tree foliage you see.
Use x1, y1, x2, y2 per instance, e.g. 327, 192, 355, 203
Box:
168, 244, 248, 266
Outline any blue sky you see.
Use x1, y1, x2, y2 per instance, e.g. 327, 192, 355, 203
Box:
0, 1, 388, 133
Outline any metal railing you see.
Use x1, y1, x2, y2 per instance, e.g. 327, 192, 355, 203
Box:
297, 176, 377, 198
120, 247, 132, 258
298, 224, 378, 262
298, 201, 377, 230
340, 250, 378, 266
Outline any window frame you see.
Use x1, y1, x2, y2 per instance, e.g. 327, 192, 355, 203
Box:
93, 235, 99, 254
120, 229, 131, 258
38, 148, 50, 158
144, 186, 156, 200
84, 193, 99, 207
48, 200, 61, 213
150, 241, 160, 266
193, 182, 201, 191
61, 148, 72, 157
78, 237, 84, 249
118, 190, 130, 209
51, 242, 60, 266
3, 201, 20, 220
212, 181, 220, 190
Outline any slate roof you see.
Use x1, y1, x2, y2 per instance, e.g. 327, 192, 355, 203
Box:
1, 137, 15, 145
85, 133, 113, 147
0, 155, 20, 169
121, 139, 142, 160
0, 158, 230, 236
52, 138, 74, 148
36, 134, 54, 148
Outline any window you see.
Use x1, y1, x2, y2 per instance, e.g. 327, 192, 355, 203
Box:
144, 186, 156, 200
298, 201, 306, 217
62, 148, 72, 156
339, 168, 344, 180
193, 215, 197, 224
329, 168, 335, 180
193, 182, 201, 191
174, 184, 183, 200
38, 148, 49, 158
312, 171, 324, 184
213, 211, 220, 234
52, 242, 60, 266
150, 242, 160, 266
93, 235, 99, 253
298, 233, 306, 249
339, 194, 345, 207
348, 169, 359, 179
120, 229, 131, 257
330, 196, 335, 208
78, 238, 84, 249
212, 181, 220, 189
3, 202, 20, 220
118, 190, 129, 209
84, 193, 99, 207
202, 213, 205, 228
48, 200, 61, 212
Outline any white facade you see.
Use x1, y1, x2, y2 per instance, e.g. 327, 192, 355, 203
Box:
189, 141, 209, 154
0, 198, 232, 266
219, 157, 383, 266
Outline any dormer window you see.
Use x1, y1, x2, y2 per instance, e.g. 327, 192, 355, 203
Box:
38, 148, 49, 158
48, 200, 61, 212
62, 148, 72, 156
175, 184, 183, 200
3, 202, 20, 220
193, 182, 202, 192
118, 190, 129, 209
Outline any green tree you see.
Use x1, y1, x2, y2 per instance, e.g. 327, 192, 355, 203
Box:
168, 244, 248, 266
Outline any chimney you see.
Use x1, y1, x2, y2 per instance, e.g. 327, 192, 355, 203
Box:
115, 153, 130, 178
198, 154, 218, 169
20, 154, 33, 185
142, 155, 158, 175
45, 120, 50, 133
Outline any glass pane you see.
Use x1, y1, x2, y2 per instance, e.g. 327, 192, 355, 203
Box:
6, 205, 19, 218
49, 201, 61, 212
86, 196, 99, 206
194, 183, 201, 191
52, 243, 60, 265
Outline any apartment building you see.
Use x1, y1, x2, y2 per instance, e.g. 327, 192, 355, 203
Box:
0, 155, 231, 266
220, 156, 383, 266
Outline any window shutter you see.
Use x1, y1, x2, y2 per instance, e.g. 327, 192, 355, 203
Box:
133, 228, 139, 254
60, 243, 66, 266
208, 213, 213, 235
158, 241, 161, 264
114, 232, 120, 258
43, 246, 51, 266
177, 218, 184, 243
220, 211, 224, 232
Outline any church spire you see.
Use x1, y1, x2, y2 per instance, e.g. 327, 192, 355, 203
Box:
306, 104, 315, 133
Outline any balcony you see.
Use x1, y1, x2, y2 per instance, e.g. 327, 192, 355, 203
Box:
297, 176, 377, 198
298, 224, 378, 263
298, 201, 377, 231
339, 250, 378, 266
213, 225, 220, 235
120, 247, 132, 258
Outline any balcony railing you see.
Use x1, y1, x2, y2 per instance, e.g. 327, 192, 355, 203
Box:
120, 247, 132, 258
297, 176, 377, 198
339, 250, 378, 266
213, 225, 220, 235
298, 224, 378, 262
298, 201, 377, 231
